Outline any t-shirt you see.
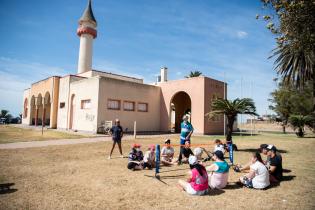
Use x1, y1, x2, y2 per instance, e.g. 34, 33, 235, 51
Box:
182, 147, 194, 158
180, 122, 194, 144
250, 161, 270, 189
214, 161, 229, 173
190, 168, 209, 191
269, 155, 283, 181
143, 151, 155, 163
161, 147, 174, 161
110, 125, 123, 140
128, 150, 143, 162
214, 144, 225, 154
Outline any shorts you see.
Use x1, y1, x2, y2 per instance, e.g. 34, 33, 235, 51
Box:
112, 138, 121, 143
184, 183, 208, 196
243, 177, 253, 188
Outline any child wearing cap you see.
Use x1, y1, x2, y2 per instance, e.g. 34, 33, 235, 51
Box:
143, 145, 156, 169
213, 139, 225, 154
127, 144, 144, 171
178, 156, 209, 196
161, 139, 176, 166
206, 150, 229, 189
266, 145, 283, 182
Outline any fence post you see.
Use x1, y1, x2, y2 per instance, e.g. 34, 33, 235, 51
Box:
155, 144, 160, 176
133, 121, 137, 139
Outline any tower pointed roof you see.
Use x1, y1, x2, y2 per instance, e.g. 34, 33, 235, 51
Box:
79, 0, 97, 25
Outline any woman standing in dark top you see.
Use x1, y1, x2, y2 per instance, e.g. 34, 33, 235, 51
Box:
108, 119, 124, 159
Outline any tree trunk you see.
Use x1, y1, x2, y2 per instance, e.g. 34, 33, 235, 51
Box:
226, 116, 235, 144
282, 124, 286, 134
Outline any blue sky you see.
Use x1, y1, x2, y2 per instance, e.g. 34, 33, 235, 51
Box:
0, 0, 277, 119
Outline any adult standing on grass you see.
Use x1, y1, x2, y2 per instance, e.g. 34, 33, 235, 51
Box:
178, 115, 194, 164
108, 119, 124, 159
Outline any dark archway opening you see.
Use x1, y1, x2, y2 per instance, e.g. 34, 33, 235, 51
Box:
170, 91, 191, 133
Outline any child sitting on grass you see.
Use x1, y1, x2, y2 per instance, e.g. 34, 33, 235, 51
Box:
127, 143, 144, 171
143, 145, 155, 169
178, 156, 209, 196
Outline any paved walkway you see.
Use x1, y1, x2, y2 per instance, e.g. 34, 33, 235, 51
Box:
0, 134, 177, 149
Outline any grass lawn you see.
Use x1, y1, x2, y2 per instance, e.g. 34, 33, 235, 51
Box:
0, 125, 90, 144
0, 133, 314, 209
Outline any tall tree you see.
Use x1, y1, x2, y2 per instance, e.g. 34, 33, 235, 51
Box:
0, 110, 12, 123
269, 81, 313, 133
259, 0, 315, 110
185, 71, 202, 78
206, 98, 258, 143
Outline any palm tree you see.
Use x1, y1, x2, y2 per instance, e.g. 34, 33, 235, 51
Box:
185, 71, 202, 78
0, 110, 12, 123
289, 114, 314, 137
206, 98, 258, 143
272, 41, 315, 111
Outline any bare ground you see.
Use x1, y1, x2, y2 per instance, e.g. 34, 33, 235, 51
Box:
0, 133, 314, 210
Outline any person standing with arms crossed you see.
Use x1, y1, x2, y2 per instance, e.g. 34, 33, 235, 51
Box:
108, 119, 124, 159
178, 115, 194, 164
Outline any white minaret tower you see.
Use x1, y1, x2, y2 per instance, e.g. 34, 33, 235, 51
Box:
77, 0, 97, 74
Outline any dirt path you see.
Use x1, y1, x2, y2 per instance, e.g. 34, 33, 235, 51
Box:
0, 134, 177, 149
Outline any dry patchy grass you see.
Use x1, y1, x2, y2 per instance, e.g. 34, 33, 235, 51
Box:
0, 133, 314, 210
0, 125, 88, 144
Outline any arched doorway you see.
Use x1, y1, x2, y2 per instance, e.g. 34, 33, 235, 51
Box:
69, 94, 75, 129
170, 91, 191, 133
44, 92, 51, 126
30, 96, 35, 125
23, 98, 28, 118
36, 94, 43, 126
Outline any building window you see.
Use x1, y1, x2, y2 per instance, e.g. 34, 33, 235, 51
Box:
60, 102, 65, 108
138, 103, 148, 112
123, 101, 135, 111
81, 99, 91, 109
107, 99, 120, 110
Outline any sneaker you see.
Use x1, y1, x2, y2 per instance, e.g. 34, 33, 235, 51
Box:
107, 156, 111, 159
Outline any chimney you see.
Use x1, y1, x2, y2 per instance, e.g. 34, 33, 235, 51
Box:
156, 75, 161, 83
160, 67, 168, 82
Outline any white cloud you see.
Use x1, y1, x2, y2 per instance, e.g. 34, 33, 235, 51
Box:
0, 57, 67, 116
236, 30, 248, 39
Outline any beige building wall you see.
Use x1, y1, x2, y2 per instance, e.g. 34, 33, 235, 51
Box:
203, 77, 226, 134
78, 70, 143, 84
67, 76, 100, 132
22, 76, 60, 128
22, 88, 31, 125
97, 77, 161, 132
57, 75, 87, 130
158, 77, 206, 134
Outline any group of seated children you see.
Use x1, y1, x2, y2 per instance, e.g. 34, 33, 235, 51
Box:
127, 143, 156, 170
178, 150, 230, 195
126, 138, 283, 195
235, 144, 283, 189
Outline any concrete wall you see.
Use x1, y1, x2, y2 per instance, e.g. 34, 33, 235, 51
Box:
203, 77, 225, 134
22, 76, 60, 128
22, 88, 31, 125
67, 76, 100, 132
97, 77, 161, 132
158, 77, 206, 134
57, 75, 88, 130
78, 70, 143, 84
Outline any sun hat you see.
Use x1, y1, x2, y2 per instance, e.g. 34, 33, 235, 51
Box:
188, 155, 198, 165
193, 147, 203, 156
214, 150, 224, 161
